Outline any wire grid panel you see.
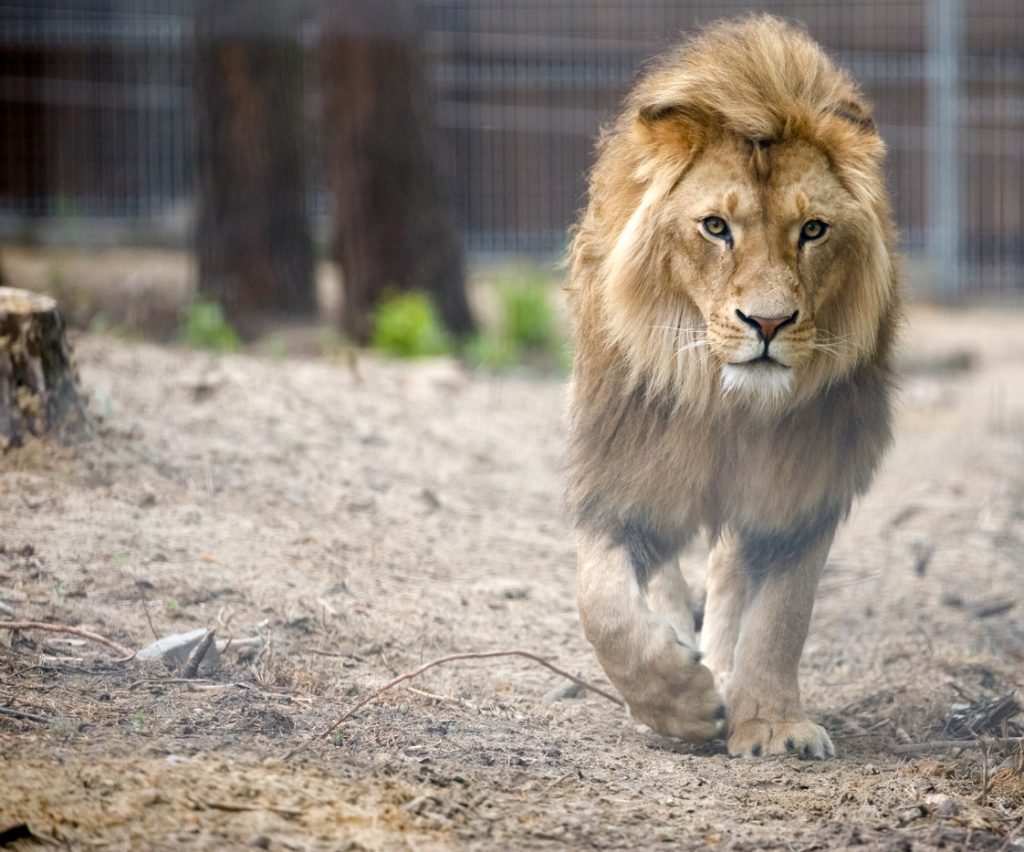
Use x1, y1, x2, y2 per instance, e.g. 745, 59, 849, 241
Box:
420, 0, 1024, 295
0, 0, 1021, 295
0, 0, 193, 222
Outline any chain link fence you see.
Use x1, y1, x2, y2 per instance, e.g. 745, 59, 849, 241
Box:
1, 0, 1021, 296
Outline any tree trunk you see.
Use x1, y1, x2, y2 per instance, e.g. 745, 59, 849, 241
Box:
319, 0, 474, 343
0, 288, 90, 450
193, 0, 315, 332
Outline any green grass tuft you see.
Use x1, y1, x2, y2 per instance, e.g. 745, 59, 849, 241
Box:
179, 300, 241, 352
372, 292, 451, 358
465, 272, 565, 372
499, 275, 558, 352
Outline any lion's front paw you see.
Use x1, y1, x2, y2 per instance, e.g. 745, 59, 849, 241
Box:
727, 719, 835, 760
618, 635, 725, 743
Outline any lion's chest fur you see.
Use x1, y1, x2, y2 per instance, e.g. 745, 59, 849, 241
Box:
568, 362, 891, 538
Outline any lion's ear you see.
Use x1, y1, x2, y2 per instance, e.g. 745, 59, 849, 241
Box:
830, 98, 875, 133
638, 101, 701, 125
635, 101, 712, 162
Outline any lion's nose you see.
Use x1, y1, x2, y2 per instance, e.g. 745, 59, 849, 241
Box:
735, 309, 799, 343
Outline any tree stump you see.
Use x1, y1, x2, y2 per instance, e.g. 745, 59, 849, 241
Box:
0, 287, 90, 450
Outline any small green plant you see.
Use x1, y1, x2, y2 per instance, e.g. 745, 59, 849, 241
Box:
499, 275, 557, 352
462, 332, 519, 372
165, 598, 183, 619
331, 730, 347, 746
130, 712, 146, 732
372, 292, 451, 358
48, 715, 77, 740
179, 300, 241, 352
465, 272, 564, 372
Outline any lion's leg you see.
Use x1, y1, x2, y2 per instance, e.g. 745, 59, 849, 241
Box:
699, 532, 749, 688
645, 558, 699, 653
724, 516, 838, 760
576, 527, 723, 742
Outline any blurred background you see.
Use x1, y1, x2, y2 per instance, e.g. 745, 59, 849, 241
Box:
0, 0, 1021, 358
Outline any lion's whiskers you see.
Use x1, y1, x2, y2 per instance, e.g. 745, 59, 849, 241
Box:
651, 324, 708, 336
811, 330, 869, 359
649, 322, 710, 359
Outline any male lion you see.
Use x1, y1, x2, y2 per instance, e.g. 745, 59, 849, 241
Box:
566, 16, 898, 759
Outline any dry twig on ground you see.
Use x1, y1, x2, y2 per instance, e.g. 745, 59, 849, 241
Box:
321, 650, 623, 736
890, 737, 1024, 755
0, 705, 51, 724
284, 649, 622, 760
0, 620, 133, 658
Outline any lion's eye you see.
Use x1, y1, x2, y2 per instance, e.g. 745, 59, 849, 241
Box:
701, 216, 731, 242
799, 220, 828, 244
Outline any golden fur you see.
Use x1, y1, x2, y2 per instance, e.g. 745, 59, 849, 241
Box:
566, 16, 899, 758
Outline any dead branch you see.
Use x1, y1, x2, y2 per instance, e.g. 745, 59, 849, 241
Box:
323, 649, 622, 736
137, 588, 160, 642
890, 737, 1024, 755
0, 620, 133, 658
284, 649, 623, 761
0, 705, 51, 724
128, 677, 217, 691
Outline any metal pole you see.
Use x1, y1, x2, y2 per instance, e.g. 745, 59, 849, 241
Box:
927, 0, 961, 300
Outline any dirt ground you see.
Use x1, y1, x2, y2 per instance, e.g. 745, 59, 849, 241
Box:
1, 302, 1022, 851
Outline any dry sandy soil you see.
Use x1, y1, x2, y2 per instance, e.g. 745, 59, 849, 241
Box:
1, 303, 1022, 850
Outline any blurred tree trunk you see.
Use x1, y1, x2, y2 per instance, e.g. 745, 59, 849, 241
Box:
319, 0, 473, 343
193, 0, 314, 331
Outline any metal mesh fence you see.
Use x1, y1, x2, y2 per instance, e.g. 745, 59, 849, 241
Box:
1, 0, 1021, 296
0, 0, 192, 225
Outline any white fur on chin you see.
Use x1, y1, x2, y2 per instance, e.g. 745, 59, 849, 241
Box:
721, 362, 795, 402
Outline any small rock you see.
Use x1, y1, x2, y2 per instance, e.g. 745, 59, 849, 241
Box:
136, 628, 221, 669
246, 835, 271, 849
544, 682, 585, 704
473, 577, 530, 600
923, 793, 959, 818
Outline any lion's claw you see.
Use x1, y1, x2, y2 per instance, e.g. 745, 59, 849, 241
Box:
727, 719, 835, 760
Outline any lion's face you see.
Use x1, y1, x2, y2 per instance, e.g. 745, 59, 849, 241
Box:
596, 122, 893, 413
578, 18, 897, 416
662, 135, 869, 401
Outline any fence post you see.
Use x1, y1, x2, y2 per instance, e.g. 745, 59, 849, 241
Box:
927, 0, 961, 300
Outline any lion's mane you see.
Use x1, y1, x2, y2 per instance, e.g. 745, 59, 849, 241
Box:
566, 15, 899, 539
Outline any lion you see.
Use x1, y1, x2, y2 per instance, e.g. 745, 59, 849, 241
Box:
565, 16, 899, 759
